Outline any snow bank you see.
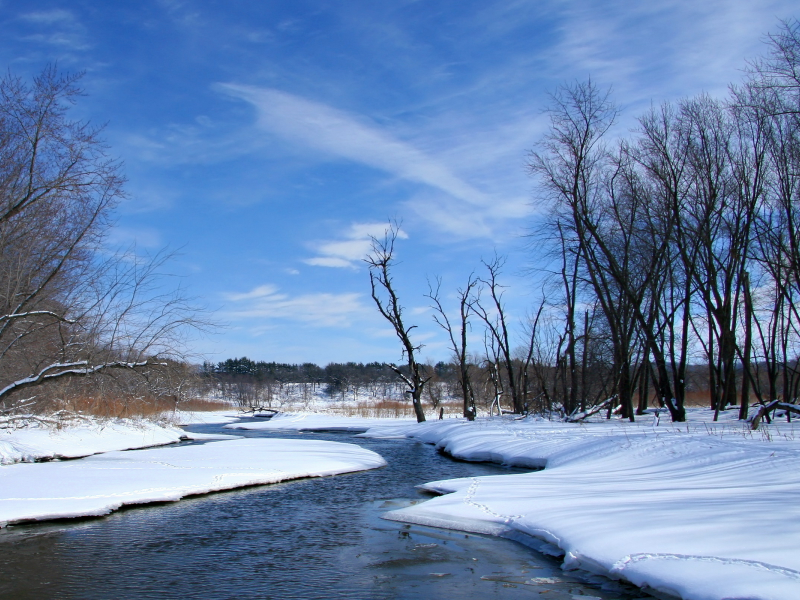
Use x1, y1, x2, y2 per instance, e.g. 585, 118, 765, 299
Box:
226, 411, 417, 433
169, 409, 242, 426
0, 419, 187, 465
0, 437, 386, 527
353, 416, 800, 600
0, 409, 251, 465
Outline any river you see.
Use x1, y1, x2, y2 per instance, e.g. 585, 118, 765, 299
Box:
0, 419, 649, 599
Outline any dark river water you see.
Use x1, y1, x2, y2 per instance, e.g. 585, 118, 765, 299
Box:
0, 419, 648, 599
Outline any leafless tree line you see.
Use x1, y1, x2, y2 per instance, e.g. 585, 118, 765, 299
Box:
528, 20, 800, 423
368, 223, 591, 423
367, 21, 800, 425
0, 66, 209, 417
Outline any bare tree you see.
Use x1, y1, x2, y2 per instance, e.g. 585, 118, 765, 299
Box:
472, 255, 529, 414
427, 274, 479, 419
365, 223, 428, 422
529, 80, 654, 421
740, 20, 800, 415
0, 67, 209, 414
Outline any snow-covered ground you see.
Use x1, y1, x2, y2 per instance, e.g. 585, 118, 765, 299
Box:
4, 407, 800, 599
226, 411, 417, 433
0, 409, 386, 528
0, 437, 386, 527
0, 410, 247, 465
0, 418, 188, 465
252, 410, 800, 600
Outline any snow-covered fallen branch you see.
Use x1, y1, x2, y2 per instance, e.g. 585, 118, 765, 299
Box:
0, 360, 149, 401
565, 396, 616, 422
748, 400, 800, 430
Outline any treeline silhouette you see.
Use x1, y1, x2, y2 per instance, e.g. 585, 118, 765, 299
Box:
201, 358, 460, 404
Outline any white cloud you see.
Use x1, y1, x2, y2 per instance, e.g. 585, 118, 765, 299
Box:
316, 240, 373, 262
224, 284, 369, 328
19, 9, 76, 25
218, 84, 489, 207
226, 284, 280, 302
214, 84, 541, 240
105, 226, 163, 249
548, 0, 797, 106
304, 257, 354, 269
304, 221, 407, 269
18, 9, 90, 51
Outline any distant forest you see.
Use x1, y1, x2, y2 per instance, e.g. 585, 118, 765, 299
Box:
202, 357, 458, 398
201, 356, 716, 414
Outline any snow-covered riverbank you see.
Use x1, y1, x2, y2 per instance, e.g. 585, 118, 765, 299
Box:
0, 410, 386, 528
0, 410, 241, 465
0, 437, 386, 527
251, 410, 800, 600
4, 408, 799, 599
0, 419, 183, 465
225, 411, 417, 433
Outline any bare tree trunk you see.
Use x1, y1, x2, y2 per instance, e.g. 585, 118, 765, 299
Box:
427, 275, 478, 420
365, 223, 428, 422
473, 256, 524, 414
739, 272, 754, 420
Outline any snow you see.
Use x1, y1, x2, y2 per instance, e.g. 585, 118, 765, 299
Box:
169, 409, 242, 426
258, 410, 800, 600
0, 410, 254, 465
0, 418, 188, 465
5, 407, 800, 599
379, 416, 800, 600
226, 411, 417, 433
0, 437, 386, 527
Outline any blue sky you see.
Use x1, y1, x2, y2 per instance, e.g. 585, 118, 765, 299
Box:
2, 0, 796, 365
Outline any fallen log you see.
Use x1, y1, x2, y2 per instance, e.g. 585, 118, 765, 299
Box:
748, 400, 800, 430
565, 396, 617, 423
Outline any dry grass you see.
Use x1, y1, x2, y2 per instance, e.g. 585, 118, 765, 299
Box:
287, 398, 467, 419
682, 390, 713, 407
57, 395, 232, 419
336, 399, 416, 418
643, 389, 758, 409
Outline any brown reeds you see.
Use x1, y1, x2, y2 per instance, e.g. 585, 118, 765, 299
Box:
56, 395, 232, 419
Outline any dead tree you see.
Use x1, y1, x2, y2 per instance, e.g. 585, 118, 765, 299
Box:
472, 256, 525, 414
427, 274, 478, 420
365, 223, 428, 422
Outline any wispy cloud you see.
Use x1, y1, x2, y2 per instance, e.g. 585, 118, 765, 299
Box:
224, 284, 369, 327
118, 118, 264, 167
157, 0, 204, 30
18, 9, 90, 51
105, 226, 163, 250
19, 9, 76, 25
304, 222, 407, 269
548, 0, 796, 105
216, 84, 542, 239
218, 84, 489, 206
